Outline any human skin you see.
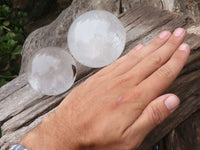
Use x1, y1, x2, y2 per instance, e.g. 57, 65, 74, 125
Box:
20, 28, 190, 150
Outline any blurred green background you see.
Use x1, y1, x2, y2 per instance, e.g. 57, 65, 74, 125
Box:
0, 0, 72, 139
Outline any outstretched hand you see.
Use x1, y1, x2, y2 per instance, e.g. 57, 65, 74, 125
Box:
20, 28, 190, 150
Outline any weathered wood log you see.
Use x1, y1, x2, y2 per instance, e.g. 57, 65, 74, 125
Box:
19, 0, 122, 75
153, 110, 200, 150
19, 0, 200, 76
164, 110, 200, 150
1, 1, 200, 150
123, 0, 200, 21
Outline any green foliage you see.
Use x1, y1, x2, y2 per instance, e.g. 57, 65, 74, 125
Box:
0, 4, 27, 87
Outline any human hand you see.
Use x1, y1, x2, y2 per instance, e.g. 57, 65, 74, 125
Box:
20, 28, 190, 150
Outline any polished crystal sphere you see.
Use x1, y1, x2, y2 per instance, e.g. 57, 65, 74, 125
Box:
68, 10, 126, 68
27, 47, 77, 96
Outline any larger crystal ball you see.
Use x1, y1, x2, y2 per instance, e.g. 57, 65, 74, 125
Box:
27, 47, 76, 96
68, 10, 126, 68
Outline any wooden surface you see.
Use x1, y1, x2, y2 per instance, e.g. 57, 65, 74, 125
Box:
165, 110, 200, 150
0, 1, 200, 150
153, 110, 200, 150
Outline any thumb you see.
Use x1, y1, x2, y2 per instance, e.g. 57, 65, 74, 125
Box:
128, 94, 180, 142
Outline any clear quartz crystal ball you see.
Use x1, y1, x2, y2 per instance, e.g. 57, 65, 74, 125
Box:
27, 47, 77, 96
68, 10, 126, 68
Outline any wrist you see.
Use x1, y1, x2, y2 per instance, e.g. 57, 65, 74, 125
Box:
20, 111, 78, 150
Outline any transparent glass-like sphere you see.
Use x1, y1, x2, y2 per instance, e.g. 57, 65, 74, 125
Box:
68, 10, 126, 68
27, 47, 76, 96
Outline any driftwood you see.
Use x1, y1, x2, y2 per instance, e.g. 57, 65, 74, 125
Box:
19, 0, 200, 75
1, 0, 200, 150
158, 110, 200, 150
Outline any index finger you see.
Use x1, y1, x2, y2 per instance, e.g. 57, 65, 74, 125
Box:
137, 43, 190, 106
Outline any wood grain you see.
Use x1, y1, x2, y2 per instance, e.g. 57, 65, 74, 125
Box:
165, 110, 200, 150
0, 1, 200, 150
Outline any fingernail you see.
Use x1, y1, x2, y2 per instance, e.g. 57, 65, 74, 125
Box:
135, 44, 144, 51
173, 28, 185, 37
158, 31, 170, 39
179, 43, 190, 52
164, 96, 180, 112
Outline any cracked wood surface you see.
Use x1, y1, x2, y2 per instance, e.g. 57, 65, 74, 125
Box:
1, 1, 200, 150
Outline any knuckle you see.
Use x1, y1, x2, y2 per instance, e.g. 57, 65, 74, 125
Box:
153, 37, 164, 45
167, 38, 179, 47
81, 75, 102, 88
173, 53, 186, 62
115, 75, 132, 86
130, 52, 144, 61
150, 54, 162, 66
149, 105, 164, 126
131, 88, 143, 100
156, 65, 173, 78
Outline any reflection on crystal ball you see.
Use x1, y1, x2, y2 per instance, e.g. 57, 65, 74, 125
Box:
68, 10, 126, 68
27, 47, 77, 96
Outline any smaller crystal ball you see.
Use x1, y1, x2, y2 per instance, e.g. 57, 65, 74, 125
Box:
68, 10, 126, 68
27, 47, 76, 96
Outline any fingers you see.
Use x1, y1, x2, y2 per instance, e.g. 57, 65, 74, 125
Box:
123, 94, 180, 143
94, 44, 144, 77
111, 31, 171, 77
124, 28, 186, 85
138, 43, 190, 104
96, 31, 171, 77
107, 44, 144, 76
